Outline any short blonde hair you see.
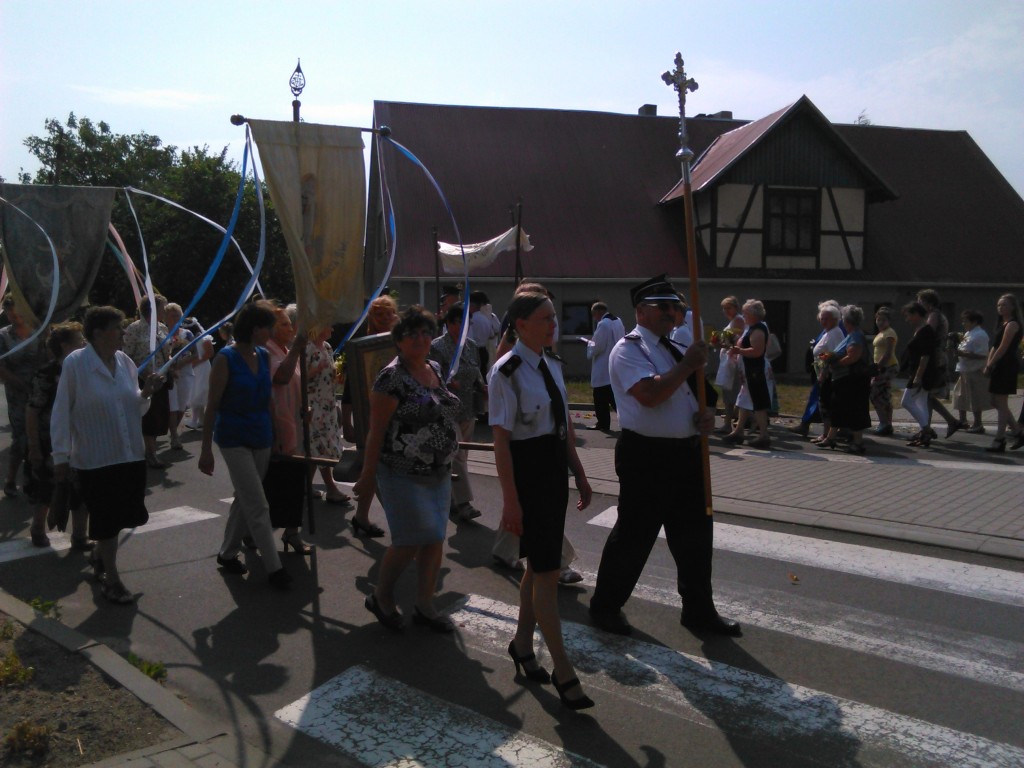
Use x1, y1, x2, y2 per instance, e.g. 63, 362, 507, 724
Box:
742, 299, 766, 320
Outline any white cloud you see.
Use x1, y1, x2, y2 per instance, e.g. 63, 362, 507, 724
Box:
71, 85, 217, 110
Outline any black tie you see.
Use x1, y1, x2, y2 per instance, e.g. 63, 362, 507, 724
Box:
659, 336, 718, 409
538, 358, 567, 441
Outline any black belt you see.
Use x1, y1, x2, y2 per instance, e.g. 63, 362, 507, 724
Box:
621, 429, 700, 449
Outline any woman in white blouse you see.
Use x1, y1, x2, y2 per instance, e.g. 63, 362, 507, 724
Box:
51, 306, 165, 604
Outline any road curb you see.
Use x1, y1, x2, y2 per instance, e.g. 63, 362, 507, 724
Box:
0, 587, 251, 767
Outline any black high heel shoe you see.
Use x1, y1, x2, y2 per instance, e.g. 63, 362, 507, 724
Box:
281, 531, 312, 555
551, 672, 594, 711
507, 640, 550, 683
351, 518, 386, 538
816, 437, 838, 450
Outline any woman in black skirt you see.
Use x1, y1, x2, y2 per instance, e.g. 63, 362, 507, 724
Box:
50, 307, 165, 604
723, 299, 772, 449
490, 291, 594, 710
983, 293, 1024, 453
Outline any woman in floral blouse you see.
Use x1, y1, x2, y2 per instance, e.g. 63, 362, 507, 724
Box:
354, 306, 461, 632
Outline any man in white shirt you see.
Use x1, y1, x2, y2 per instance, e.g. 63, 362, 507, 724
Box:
468, 291, 501, 375
589, 275, 740, 638
585, 302, 625, 431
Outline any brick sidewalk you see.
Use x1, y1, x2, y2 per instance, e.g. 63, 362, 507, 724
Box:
470, 401, 1024, 561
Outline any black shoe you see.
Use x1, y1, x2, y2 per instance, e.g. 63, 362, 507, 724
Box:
681, 610, 742, 637
216, 555, 248, 575
351, 518, 386, 538
1010, 432, 1024, 451
589, 608, 632, 636
507, 640, 550, 683
268, 567, 292, 590
551, 672, 595, 711
365, 594, 403, 631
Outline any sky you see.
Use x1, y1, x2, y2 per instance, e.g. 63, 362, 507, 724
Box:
2, 0, 1023, 197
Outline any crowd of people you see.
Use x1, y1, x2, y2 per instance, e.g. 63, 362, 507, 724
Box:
2, 279, 1022, 713
783, 290, 1024, 454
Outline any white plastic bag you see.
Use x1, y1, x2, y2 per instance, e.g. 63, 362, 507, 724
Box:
900, 387, 930, 428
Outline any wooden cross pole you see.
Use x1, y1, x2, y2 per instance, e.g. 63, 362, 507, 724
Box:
662, 52, 714, 517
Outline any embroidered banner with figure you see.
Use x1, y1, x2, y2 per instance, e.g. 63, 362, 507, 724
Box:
0, 183, 115, 326
248, 120, 366, 332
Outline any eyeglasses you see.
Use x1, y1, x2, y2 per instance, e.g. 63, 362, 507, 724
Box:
643, 300, 683, 313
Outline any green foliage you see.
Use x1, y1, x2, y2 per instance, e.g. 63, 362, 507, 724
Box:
4, 721, 50, 756
0, 620, 15, 641
0, 650, 35, 687
20, 113, 294, 322
126, 652, 167, 683
28, 597, 61, 621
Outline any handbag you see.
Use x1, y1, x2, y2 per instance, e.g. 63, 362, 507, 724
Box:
900, 387, 930, 428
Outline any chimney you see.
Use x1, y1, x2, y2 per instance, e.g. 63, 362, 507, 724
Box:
638, 104, 658, 117
710, 110, 733, 119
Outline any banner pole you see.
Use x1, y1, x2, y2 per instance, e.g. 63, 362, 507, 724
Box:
663, 53, 714, 517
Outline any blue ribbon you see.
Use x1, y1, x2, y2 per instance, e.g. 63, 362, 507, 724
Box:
372, 132, 471, 382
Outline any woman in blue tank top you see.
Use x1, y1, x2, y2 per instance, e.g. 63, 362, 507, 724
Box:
199, 302, 292, 589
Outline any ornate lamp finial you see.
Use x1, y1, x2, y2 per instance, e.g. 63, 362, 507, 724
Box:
290, 59, 305, 122
662, 52, 698, 164
290, 59, 306, 98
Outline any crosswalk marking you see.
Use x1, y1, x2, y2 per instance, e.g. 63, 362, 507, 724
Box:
275, 665, 600, 768
588, 507, 1024, 607
572, 568, 1024, 693
0, 506, 219, 564
453, 595, 1024, 768
722, 446, 1024, 473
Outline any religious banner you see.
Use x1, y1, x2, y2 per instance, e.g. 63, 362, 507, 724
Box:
247, 120, 366, 333
0, 183, 116, 326
438, 225, 533, 274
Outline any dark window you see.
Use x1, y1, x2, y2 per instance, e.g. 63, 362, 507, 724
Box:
561, 303, 593, 336
765, 189, 818, 256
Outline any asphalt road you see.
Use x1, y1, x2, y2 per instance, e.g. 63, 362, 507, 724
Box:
1, 422, 1023, 767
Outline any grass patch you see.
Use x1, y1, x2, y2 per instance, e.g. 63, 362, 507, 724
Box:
0, 650, 35, 687
4, 721, 50, 757
567, 377, 905, 417
28, 597, 61, 621
126, 652, 167, 684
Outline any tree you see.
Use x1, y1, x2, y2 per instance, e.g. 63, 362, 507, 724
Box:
18, 113, 293, 322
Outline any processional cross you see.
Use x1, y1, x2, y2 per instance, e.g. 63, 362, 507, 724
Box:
661, 53, 699, 167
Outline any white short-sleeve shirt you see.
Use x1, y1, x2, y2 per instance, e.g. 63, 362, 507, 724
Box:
610, 324, 697, 438
488, 341, 568, 441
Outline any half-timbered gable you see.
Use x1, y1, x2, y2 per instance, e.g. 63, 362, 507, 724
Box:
662, 97, 896, 274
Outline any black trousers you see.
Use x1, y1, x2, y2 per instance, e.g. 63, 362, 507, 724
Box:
593, 384, 616, 429
590, 430, 714, 615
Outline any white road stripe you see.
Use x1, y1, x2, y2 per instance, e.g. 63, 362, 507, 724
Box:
275, 665, 600, 768
0, 506, 219, 564
588, 507, 1024, 607
573, 568, 1024, 693
455, 595, 1024, 768
722, 446, 1024, 473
